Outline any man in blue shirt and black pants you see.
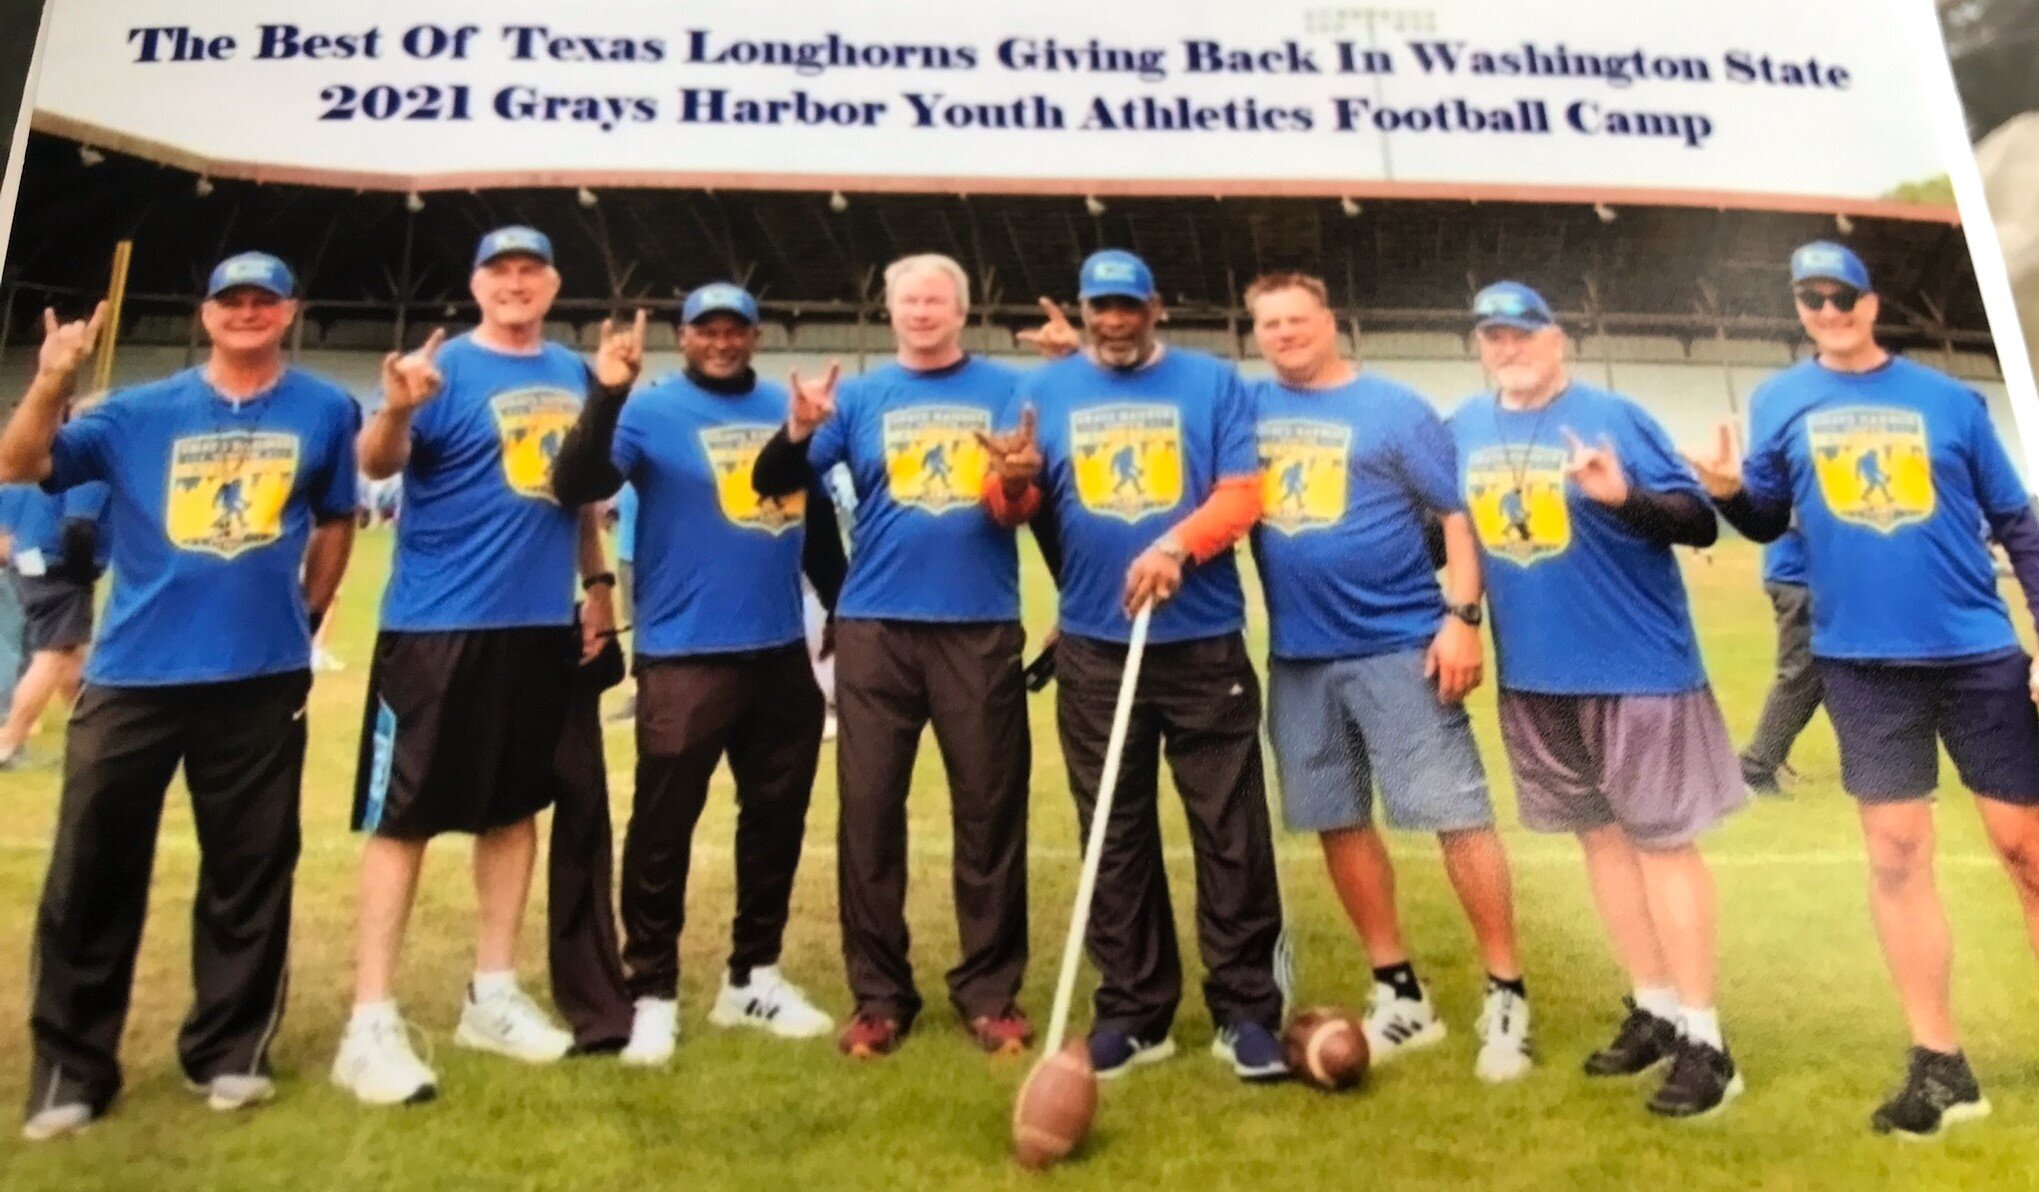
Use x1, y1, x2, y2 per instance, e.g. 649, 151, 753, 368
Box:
3, 254, 359, 1140
751, 253, 1039, 1059
552, 282, 847, 1064
1694, 242, 2039, 1138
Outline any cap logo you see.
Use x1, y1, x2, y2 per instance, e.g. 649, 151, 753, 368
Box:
699, 284, 743, 304
1476, 292, 1530, 317
1798, 247, 1842, 270
222, 259, 271, 283
1090, 262, 1137, 282
494, 231, 540, 252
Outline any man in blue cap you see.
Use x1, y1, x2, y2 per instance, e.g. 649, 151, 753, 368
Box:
335, 226, 630, 1106
551, 281, 847, 1065
1019, 249, 1289, 1082
1691, 241, 2039, 1138
1451, 280, 1746, 1120
1, 252, 360, 1138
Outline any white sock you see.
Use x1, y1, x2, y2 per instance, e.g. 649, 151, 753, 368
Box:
350, 999, 398, 1029
1680, 1006, 1723, 1049
472, 971, 518, 1001
1635, 986, 1679, 1023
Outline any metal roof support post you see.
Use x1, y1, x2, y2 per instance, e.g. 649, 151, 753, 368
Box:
393, 203, 416, 352
1583, 271, 1614, 389
0, 283, 15, 373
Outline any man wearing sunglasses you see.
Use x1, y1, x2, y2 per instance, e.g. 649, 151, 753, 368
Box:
1690, 241, 2039, 1139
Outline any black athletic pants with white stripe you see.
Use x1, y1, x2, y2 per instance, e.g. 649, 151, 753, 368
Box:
26, 670, 310, 1119
621, 644, 824, 1000
1055, 632, 1285, 1040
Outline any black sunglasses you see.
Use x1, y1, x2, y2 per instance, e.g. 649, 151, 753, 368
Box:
1794, 288, 1863, 313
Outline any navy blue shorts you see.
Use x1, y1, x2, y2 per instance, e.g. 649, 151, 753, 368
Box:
1818, 652, 2039, 804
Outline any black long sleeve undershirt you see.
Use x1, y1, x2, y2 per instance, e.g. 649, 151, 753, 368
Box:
1609, 486, 1719, 548
752, 425, 813, 499
803, 488, 847, 614
1987, 502, 2039, 622
549, 367, 632, 508
1713, 488, 1793, 543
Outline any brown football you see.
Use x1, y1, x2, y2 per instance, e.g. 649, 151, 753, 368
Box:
1282, 1008, 1369, 1091
1011, 1041, 1098, 1169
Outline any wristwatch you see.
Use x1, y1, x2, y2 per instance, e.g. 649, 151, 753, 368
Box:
1446, 602, 1483, 627
581, 571, 617, 592
1152, 536, 1191, 566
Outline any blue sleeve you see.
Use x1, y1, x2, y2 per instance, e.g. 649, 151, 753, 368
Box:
807, 386, 850, 475
1740, 386, 1793, 507
1213, 366, 1259, 479
1620, 400, 1703, 498
1964, 391, 2031, 515
45, 400, 124, 491
60, 481, 109, 522
617, 483, 639, 525
1397, 401, 1464, 514
0, 486, 24, 531
315, 401, 363, 520
992, 370, 1027, 433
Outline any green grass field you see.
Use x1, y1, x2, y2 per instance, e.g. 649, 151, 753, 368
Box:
4, 534, 2039, 1190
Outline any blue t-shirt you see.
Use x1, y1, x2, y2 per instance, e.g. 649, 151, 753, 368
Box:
44, 367, 359, 685
614, 483, 638, 565
1021, 348, 1258, 645
380, 334, 588, 631
1250, 375, 1461, 660
613, 374, 808, 656
1761, 524, 1809, 585
806, 356, 1024, 622
1450, 382, 1708, 696
1, 481, 111, 571
1742, 355, 2027, 661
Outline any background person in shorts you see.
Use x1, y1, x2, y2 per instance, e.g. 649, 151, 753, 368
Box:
1244, 271, 1530, 1083
334, 227, 625, 1107
0, 479, 109, 767
3, 254, 359, 1140
1692, 241, 2039, 1139
1450, 281, 1745, 1121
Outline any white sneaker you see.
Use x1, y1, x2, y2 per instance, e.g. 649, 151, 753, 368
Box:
822, 713, 839, 742
331, 1012, 438, 1106
708, 966, 834, 1039
312, 647, 345, 673
621, 997, 678, 1066
1362, 981, 1448, 1063
454, 982, 574, 1063
1475, 987, 1534, 1083
187, 1073, 276, 1112
21, 1102, 92, 1141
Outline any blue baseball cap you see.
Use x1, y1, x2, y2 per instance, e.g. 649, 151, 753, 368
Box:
681, 282, 759, 326
1078, 249, 1156, 302
1790, 241, 1871, 291
205, 252, 295, 300
1472, 281, 1556, 332
474, 225, 554, 268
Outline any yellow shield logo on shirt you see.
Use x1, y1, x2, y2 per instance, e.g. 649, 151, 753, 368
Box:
883, 406, 990, 515
490, 387, 581, 504
1806, 407, 1935, 533
164, 432, 299, 559
701, 424, 805, 535
1464, 445, 1571, 565
1257, 419, 1350, 536
1070, 403, 1183, 523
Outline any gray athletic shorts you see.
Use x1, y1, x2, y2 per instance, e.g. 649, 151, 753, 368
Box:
1496, 686, 1744, 849
1267, 649, 1494, 834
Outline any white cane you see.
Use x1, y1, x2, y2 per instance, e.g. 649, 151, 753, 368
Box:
1041, 602, 1153, 1057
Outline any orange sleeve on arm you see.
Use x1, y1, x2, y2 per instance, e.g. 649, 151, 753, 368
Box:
981, 473, 1042, 528
1171, 473, 1263, 563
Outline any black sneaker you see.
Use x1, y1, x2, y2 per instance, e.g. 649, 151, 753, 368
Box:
1740, 762, 1786, 798
1871, 1047, 1991, 1139
1647, 1037, 1744, 1119
1584, 998, 1678, 1077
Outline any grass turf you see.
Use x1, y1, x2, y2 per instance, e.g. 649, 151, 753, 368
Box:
4, 535, 2039, 1190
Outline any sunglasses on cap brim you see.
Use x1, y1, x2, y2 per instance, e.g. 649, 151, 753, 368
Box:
1794, 287, 1863, 313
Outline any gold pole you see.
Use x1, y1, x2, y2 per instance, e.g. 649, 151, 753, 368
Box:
89, 239, 133, 394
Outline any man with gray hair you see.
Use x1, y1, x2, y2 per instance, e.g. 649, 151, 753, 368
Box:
753, 253, 1041, 1059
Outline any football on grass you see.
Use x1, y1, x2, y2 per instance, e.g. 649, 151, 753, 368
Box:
1282, 1008, 1368, 1091
1012, 1041, 1097, 1168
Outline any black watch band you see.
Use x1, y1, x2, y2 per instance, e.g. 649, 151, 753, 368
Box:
1447, 602, 1483, 627
581, 571, 617, 592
